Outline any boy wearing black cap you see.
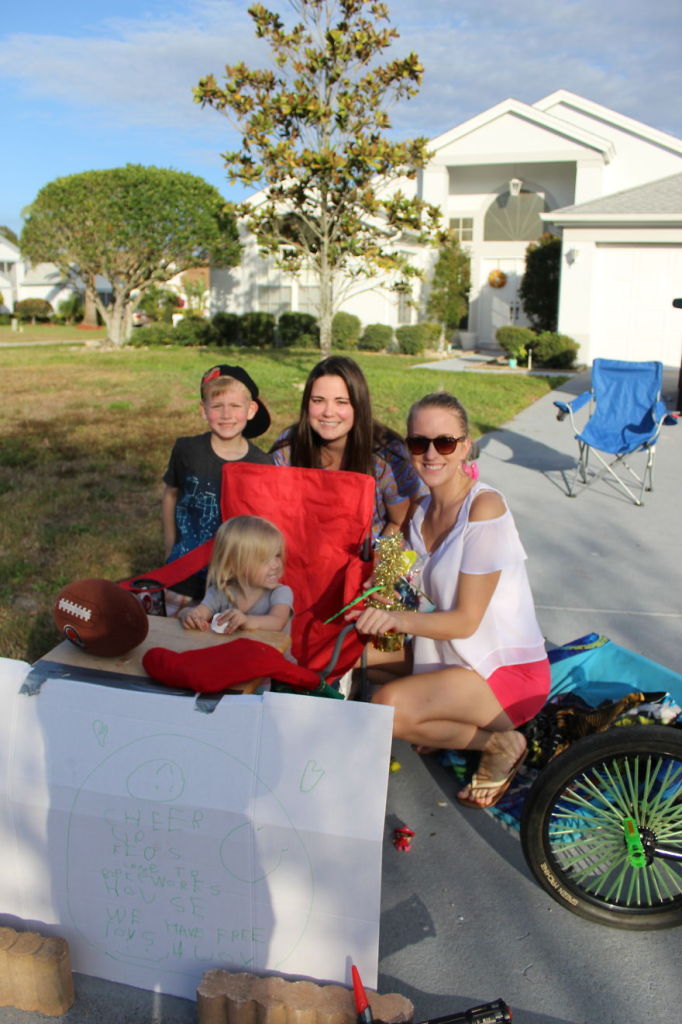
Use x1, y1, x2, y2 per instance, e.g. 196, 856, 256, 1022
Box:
162, 365, 273, 602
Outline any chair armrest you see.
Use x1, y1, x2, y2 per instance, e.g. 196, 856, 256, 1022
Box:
554, 389, 591, 426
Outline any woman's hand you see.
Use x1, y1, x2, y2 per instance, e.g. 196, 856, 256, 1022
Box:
215, 609, 248, 634
346, 604, 403, 637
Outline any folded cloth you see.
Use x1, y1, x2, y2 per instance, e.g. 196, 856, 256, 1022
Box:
142, 637, 322, 694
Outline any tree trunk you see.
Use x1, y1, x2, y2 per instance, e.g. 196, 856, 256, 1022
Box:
317, 246, 334, 358
82, 287, 99, 327
98, 292, 132, 347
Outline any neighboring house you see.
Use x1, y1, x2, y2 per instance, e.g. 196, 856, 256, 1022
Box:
0, 235, 21, 312
211, 90, 682, 367
0, 234, 114, 316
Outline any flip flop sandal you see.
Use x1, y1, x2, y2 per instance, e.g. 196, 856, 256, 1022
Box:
456, 751, 527, 809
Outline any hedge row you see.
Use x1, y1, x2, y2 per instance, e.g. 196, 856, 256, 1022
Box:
129, 310, 444, 353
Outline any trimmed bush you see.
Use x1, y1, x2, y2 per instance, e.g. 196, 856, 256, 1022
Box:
14, 298, 53, 323
332, 311, 361, 350
421, 322, 442, 349
395, 325, 425, 355
359, 322, 393, 352
210, 312, 241, 347
532, 331, 579, 369
240, 312, 276, 348
495, 326, 535, 361
56, 293, 83, 325
173, 316, 212, 347
127, 323, 176, 347
278, 311, 319, 348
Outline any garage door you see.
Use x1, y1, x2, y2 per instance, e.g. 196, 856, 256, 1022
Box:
592, 245, 682, 367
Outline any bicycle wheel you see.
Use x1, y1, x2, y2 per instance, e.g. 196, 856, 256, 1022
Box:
520, 725, 682, 929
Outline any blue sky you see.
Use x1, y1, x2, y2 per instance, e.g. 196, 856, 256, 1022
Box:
2, 0, 681, 236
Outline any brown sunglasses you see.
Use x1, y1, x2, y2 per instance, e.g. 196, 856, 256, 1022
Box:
405, 435, 467, 455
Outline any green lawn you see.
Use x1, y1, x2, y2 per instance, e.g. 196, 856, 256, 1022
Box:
0, 344, 563, 662
0, 323, 107, 343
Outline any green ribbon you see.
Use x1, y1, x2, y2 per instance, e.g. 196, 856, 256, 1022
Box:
323, 584, 385, 624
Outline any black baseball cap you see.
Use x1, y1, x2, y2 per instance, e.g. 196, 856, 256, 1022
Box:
200, 364, 271, 438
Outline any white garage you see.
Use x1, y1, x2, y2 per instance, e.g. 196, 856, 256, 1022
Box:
546, 172, 682, 369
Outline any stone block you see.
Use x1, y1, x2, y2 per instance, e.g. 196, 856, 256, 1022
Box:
197, 970, 414, 1024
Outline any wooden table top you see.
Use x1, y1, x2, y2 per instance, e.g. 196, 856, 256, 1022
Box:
26, 615, 290, 695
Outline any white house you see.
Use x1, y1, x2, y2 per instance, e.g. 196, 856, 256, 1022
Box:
0, 233, 115, 318
211, 90, 682, 368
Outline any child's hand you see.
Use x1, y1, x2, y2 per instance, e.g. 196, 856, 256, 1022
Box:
180, 607, 210, 631
215, 609, 248, 634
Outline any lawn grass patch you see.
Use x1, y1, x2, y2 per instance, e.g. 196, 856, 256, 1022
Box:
0, 323, 107, 344
0, 345, 563, 662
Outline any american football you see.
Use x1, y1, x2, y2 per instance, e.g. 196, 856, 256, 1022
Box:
53, 578, 149, 657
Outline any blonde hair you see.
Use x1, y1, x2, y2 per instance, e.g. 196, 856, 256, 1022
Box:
201, 375, 251, 404
207, 515, 285, 597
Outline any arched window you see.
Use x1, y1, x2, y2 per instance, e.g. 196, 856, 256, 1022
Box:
484, 190, 547, 241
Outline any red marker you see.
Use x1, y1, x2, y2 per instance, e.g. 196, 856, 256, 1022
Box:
351, 964, 374, 1024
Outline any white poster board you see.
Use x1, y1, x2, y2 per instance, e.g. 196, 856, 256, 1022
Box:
0, 658, 393, 1000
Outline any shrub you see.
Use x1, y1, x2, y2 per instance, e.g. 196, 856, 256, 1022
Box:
14, 298, 53, 323
56, 293, 83, 325
138, 285, 183, 324
395, 325, 425, 355
278, 311, 319, 348
210, 312, 241, 347
359, 322, 393, 352
420, 322, 442, 349
519, 233, 561, 332
332, 311, 361, 350
240, 312, 276, 348
496, 326, 535, 362
532, 331, 579, 369
297, 332, 319, 349
0, 314, 11, 325
173, 316, 212, 347
127, 323, 176, 347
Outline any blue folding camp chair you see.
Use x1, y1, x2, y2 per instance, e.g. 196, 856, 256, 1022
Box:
554, 359, 674, 505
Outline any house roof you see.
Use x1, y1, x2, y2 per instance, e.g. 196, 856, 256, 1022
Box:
428, 96, 615, 162
21, 262, 67, 286
534, 91, 682, 158
543, 172, 682, 226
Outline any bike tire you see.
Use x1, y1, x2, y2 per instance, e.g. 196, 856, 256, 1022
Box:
520, 724, 682, 929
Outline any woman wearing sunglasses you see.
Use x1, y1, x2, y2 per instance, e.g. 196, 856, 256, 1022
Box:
348, 391, 550, 809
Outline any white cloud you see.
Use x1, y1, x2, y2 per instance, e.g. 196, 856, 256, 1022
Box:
1, 0, 680, 144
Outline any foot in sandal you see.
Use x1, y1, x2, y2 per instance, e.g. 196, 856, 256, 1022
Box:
456, 731, 527, 809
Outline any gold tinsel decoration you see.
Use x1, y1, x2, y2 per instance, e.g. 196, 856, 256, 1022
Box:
367, 533, 416, 652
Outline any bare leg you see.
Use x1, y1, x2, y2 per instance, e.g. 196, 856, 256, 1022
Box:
372, 665, 527, 808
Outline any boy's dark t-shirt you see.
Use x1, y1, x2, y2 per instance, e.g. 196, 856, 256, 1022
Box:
163, 432, 273, 598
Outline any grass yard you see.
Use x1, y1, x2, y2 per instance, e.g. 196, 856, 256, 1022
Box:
0, 323, 107, 344
0, 343, 563, 662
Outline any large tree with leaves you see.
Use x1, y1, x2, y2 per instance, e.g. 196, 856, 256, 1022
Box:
195, 0, 440, 356
20, 165, 240, 346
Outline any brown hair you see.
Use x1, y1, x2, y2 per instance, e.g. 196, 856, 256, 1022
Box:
271, 356, 401, 474
407, 391, 470, 437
